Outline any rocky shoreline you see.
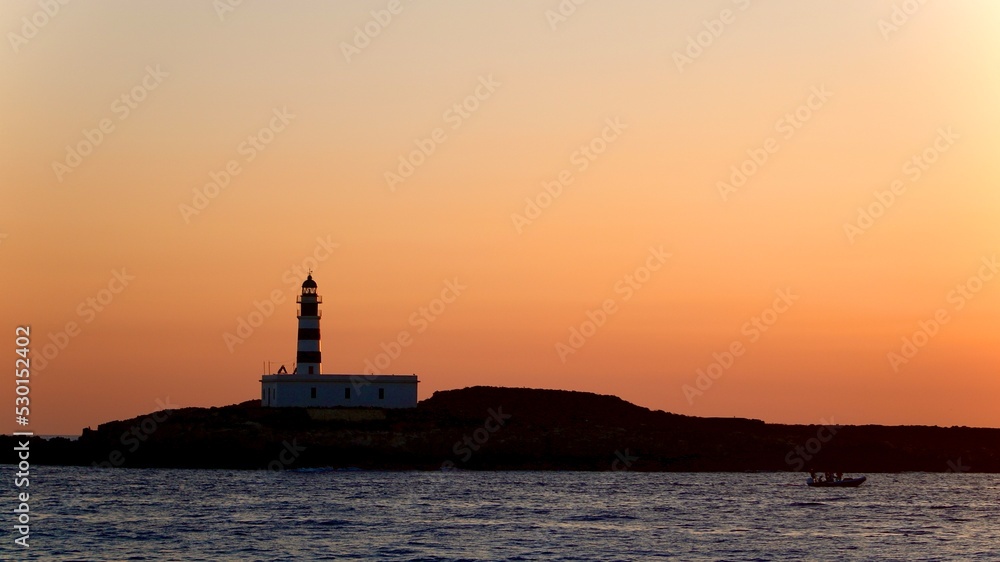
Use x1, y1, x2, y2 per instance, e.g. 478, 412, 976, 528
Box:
7, 386, 1000, 472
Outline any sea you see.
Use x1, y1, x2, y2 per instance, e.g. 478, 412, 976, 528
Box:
2, 468, 997, 561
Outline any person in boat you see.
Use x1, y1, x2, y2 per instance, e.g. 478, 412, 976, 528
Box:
824, 472, 833, 482
835, 472, 843, 482
809, 470, 817, 481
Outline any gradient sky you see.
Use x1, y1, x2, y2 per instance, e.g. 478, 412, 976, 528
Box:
3, 1, 999, 435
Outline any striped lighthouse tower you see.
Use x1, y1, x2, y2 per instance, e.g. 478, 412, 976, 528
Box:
295, 273, 322, 375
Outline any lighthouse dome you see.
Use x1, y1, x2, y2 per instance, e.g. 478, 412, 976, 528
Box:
302, 274, 317, 289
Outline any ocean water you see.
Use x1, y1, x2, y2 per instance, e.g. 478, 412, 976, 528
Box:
2, 467, 997, 561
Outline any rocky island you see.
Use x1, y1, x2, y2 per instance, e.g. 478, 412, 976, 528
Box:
8, 386, 1000, 472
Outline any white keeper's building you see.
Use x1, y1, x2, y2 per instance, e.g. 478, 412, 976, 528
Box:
260, 274, 418, 408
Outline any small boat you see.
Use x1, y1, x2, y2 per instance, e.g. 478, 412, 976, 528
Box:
806, 476, 866, 487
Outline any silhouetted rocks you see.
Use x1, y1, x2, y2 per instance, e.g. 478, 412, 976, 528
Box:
6, 386, 1000, 472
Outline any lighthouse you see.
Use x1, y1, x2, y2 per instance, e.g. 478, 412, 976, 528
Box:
260, 273, 418, 408
295, 273, 321, 375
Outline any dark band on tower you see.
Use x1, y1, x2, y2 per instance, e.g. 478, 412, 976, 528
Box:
295, 273, 322, 374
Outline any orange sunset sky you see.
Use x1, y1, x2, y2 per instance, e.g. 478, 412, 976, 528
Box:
3, 1, 999, 435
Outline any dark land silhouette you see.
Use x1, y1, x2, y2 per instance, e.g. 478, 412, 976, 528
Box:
7, 386, 1000, 472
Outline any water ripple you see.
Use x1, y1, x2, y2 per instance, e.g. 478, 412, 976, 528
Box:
2, 468, 998, 561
